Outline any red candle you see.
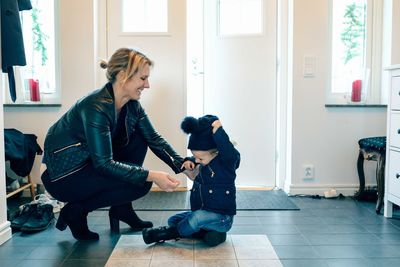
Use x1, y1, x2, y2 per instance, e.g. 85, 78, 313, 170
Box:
351, 79, 362, 102
29, 79, 40, 102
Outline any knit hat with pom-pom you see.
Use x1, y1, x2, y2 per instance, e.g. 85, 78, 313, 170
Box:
181, 115, 219, 150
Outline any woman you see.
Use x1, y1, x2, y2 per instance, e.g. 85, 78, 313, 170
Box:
41, 48, 185, 240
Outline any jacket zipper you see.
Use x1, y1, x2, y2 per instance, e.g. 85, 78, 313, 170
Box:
199, 183, 204, 209
199, 166, 204, 208
53, 142, 81, 154
208, 165, 215, 177
163, 149, 181, 170
123, 105, 130, 146
50, 163, 88, 182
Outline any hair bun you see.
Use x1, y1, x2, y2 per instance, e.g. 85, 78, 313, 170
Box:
181, 116, 199, 134
99, 60, 108, 69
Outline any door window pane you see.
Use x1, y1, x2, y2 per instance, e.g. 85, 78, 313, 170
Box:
219, 0, 262, 35
122, 0, 168, 33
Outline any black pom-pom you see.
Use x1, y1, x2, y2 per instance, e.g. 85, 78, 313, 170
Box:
181, 116, 199, 134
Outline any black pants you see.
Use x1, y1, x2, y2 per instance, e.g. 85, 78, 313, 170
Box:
41, 131, 152, 212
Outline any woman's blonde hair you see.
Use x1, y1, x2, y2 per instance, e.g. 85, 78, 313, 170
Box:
100, 48, 153, 84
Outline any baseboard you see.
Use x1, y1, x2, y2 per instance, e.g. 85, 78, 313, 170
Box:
288, 183, 377, 196
0, 221, 12, 245
150, 186, 188, 192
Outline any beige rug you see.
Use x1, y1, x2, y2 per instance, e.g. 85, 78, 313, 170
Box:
106, 234, 283, 267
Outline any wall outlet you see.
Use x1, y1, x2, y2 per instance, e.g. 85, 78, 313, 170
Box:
302, 164, 315, 180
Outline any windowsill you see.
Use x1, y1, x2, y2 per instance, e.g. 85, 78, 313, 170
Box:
4, 103, 61, 107
2, 93, 62, 107
325, 104, 387, 108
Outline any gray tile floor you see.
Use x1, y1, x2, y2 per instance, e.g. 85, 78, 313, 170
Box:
1, 196, 400, 267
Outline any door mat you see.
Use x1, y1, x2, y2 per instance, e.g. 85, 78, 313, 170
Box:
130, 189, 299, 210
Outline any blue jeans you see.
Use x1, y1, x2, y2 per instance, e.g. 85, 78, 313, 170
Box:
167, 210, 234, 237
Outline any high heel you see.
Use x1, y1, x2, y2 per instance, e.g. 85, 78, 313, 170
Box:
56, 203, 99, 241
109, 203, 153, 232
109, 216, 120, 233
55, 211, 67, 231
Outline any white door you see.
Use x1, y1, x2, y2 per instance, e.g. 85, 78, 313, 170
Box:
106, 0, 188, 186
203, 0, 277, 187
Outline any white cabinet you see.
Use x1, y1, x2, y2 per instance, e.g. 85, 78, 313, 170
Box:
384, 66, 400, 217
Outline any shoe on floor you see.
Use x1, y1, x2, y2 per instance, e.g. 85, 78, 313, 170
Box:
20, 204, 55, 232
11, 203, 38, 230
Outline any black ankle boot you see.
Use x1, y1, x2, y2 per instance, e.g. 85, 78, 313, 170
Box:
56, 203, 99, 241
142, 226, 180, 244
109, 203, 153, 233
203, 231, 227, 247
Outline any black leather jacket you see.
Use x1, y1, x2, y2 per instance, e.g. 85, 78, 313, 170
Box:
42, 83, 184, 184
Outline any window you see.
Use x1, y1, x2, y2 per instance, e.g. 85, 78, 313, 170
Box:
122, 0, 168, 33
2, 0, 60, 104
218, 0, 263, 36
328, 0, 383, 104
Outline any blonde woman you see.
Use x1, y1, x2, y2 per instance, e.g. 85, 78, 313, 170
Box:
41, 48, 185, 240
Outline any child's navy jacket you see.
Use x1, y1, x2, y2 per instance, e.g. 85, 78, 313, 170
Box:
189, 127, 240, 215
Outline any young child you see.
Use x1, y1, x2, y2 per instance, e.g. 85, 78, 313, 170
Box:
142, 115, 240, 247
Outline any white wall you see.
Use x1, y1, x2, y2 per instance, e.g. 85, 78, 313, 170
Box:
289, 0, 387, 195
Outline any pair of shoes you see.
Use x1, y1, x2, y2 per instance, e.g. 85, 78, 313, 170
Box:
11, 203, 55, 232
142, 226, 180, 244
203, 231, 227, 247
19, 193, 64, 213
56, 203, 99, 241
109, 203, 153, 233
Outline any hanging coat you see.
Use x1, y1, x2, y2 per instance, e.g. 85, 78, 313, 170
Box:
1, 0, 32, 102
4, 128, 42, 177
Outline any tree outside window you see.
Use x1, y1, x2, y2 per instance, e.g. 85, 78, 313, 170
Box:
341, 3, 366, 65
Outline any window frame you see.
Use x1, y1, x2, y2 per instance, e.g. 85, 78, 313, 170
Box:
2, 0, 61, 105
326, 0, 384, 105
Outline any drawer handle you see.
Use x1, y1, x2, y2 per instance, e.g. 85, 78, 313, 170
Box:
396, 173, 400, 179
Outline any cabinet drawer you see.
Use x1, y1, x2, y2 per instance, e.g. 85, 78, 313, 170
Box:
391, 76, 400, 110
388, 150, 400, 197
389, 113, 400, 148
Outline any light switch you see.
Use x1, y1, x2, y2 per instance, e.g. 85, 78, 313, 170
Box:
303, 55, 316, 77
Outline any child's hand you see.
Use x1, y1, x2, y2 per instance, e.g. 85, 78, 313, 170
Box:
183, 165, 200, 180
211, 120, 222, 133
182, 160, 195, 170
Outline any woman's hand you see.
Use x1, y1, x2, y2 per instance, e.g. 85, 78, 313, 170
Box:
147, 171, 180, 192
